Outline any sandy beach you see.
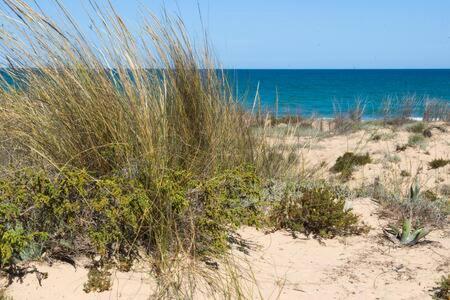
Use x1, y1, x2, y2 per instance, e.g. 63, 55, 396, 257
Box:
3, 121, 449, 300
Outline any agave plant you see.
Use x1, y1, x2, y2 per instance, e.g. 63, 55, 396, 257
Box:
383, 218, 431, 246
384, 181, 431, 246
409, 181, 421, 202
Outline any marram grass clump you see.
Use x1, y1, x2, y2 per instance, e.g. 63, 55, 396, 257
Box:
269, 181, 369, 238
0, 0, 257, 178
0, 0, 269, 278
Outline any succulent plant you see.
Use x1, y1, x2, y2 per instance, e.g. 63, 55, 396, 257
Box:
409, 181, 421, 202
383, 218, 430, 246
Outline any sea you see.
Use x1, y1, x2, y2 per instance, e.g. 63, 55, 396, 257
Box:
2, 69, 450, 119
226, 69, 450, 119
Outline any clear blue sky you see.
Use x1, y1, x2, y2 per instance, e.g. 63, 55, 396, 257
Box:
31, 0, 450, 69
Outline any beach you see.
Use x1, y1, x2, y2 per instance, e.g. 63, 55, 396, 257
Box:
3, 119, 449, 299
0, 1, 449, 299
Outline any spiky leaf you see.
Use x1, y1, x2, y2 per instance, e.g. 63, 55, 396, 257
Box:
404, 228, 430, 246
400, 219, 412, 243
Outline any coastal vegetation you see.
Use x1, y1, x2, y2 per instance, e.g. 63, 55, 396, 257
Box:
331, 152, 372, 181
0, 0, 367, 297
0, 0, 448, 298
429, 158, 450, 169
269, 181, 368, 238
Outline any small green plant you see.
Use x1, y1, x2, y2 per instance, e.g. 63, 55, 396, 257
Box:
385, 153, 401, 163
406, 122, 426, 133
371, 134, 382, 141
424, 190, 438, 202
383, 218, 430, 246
330, 152, 372, 181
383, 183, 431, 246
431, 274, 450, 300
400, 170, 410, 177
396, 144, 408, 152
83, 267, 112, 293
429, 158, 450, 169
270, 181, 369, 238
372, 132, 396, 141
407, 133, 426, 147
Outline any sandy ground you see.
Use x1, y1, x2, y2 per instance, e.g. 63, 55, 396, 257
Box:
235, 198, 449, 299
274, 122, 450, 191
4, 198, 448, 300
2, 122, 449, 299
2, 261, 155, 299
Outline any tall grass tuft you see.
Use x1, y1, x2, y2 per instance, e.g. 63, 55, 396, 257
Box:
0, 0, 274, 293
0, 1, 257, 179
423, 99, 450, 122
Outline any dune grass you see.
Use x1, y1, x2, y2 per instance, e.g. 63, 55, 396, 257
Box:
0, 0, 314, 297
0, 0, 272, 294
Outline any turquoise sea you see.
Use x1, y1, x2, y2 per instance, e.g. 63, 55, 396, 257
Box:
226, 69, 450, 118
2, 69, 450, 119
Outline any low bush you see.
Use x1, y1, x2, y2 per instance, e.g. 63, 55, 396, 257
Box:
83, 266, 112, 293
269, 181, 368, 238
429, 158, 450, 169
406, 122, 426, 134
396, 144, 408, 152
371, 132, 396, 142
407, 134, 426, 147
331, 152, 372, 181
424, 190, 439, 202
0, 167, 263, 268
400, 170, 411, 177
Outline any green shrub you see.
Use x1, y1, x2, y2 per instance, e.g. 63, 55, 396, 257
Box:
371, 132, 396, 142
330, 152, 372, 181
371, 133, 382, 141
400, 170, 411, 177
407, 134, 426, 147
396, 144, 408, 152
424, 190, 439, 202
0, 166, 263, 267
83, 267, 112, 293
431, 274, 450, 300
270, 181, 368, 238
429, 158, 450, 169
406, 122, 426, 133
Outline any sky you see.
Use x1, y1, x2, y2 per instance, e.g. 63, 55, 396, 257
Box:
16, 0, 450, 69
